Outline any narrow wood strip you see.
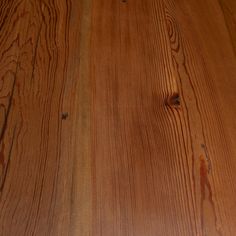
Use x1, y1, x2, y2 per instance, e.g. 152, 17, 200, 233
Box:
68, 0, 93, 234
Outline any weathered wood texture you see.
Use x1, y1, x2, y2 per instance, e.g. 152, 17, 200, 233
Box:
0, 0, 236, 235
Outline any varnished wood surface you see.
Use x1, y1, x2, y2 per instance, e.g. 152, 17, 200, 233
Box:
0, 0, 236, 235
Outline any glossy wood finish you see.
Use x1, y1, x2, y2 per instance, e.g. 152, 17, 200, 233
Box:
0, 0, 236, 235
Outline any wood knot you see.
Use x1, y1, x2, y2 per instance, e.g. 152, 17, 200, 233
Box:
165, 93, 180, 108
61, 112, 69, 120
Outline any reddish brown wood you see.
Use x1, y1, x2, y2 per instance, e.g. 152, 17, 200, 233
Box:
0, 0, 236, 235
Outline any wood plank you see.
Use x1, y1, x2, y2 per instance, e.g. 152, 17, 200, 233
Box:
90, 0, 236, 235
0, 0, 236, 235
0, 0, 89, 235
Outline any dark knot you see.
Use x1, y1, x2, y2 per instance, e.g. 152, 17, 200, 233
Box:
165, 93, 180, 108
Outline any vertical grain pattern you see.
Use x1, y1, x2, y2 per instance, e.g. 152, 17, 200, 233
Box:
0, 0, 26, 191
0, 0, 89, 235
0, 0, 236, 235
164, 1, 236, 234
90, 0, 236, 235
218, 0, 236, 54
91, 0, 196, 235
68, 0, 92, 234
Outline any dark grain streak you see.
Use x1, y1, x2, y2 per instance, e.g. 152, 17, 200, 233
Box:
30, 21, 42, 83
201, 144, 212, 173
0, 125, 16, 193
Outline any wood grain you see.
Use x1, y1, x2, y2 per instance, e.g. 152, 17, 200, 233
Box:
218, 0, 236, 54
0, 0, 236, 235
0, 0, 86, 235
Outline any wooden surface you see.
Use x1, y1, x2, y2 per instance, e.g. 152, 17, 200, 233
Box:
0, 0, 236, 235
